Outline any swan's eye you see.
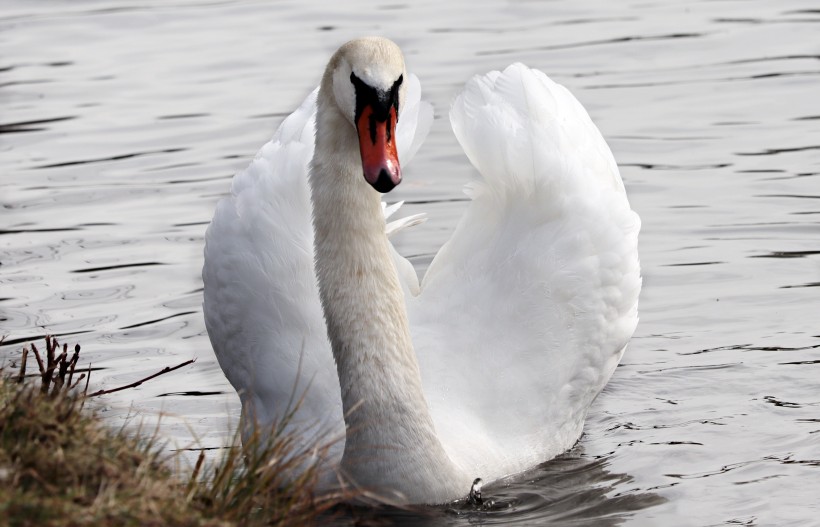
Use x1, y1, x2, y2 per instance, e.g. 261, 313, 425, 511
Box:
391, 74, 403, 93
389, 74, 403, 114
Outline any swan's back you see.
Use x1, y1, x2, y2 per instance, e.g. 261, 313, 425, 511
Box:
408, 64, 641, 480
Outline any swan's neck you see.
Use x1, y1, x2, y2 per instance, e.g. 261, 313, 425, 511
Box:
309, 86, 464, 501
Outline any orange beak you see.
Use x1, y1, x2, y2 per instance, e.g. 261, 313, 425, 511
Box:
356, 104, 401, 193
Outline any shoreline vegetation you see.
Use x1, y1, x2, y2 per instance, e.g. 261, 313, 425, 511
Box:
0, 336, 360, 526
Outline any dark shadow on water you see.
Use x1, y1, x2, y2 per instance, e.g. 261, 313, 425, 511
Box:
0, 116, 76, 134
750, 250, 820, 259
0, 330, 94, 349
157, 390, 226, 397
328, 444, 665, 526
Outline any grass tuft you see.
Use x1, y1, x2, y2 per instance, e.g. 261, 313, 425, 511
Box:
0, 336, 356, 526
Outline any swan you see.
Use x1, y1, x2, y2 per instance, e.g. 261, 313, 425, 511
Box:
202, 37, 641, 504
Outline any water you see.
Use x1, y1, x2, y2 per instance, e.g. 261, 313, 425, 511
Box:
2, 0, 819, 524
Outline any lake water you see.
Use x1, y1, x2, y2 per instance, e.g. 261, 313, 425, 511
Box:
2, 0, 819, 524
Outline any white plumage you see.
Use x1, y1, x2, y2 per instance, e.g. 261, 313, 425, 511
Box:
203, 38, 640, 504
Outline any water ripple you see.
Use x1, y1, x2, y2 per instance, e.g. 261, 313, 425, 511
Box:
33, 148, 187, 169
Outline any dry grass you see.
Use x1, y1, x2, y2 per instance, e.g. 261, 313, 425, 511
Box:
0, 337, 356, 527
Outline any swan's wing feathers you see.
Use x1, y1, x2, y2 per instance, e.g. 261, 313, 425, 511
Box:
397, 74, 434, 165
203, 89, 343, 442
452, 64, 623, 199
411, 64, 641, 478
386, 213, 427, 237
389, 73, 432, 297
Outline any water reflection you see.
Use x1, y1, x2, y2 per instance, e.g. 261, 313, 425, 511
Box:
333, 446, 664, 526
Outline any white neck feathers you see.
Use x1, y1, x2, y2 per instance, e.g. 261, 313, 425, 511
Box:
307, 62, 465, 502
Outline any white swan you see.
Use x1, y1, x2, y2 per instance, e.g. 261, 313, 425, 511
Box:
202, 37, 641, 504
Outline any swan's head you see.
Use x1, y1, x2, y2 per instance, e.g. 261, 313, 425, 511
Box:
328, 37, 407, 193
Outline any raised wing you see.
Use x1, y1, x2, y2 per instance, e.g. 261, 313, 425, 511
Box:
203, 76, 432, 450
203, 89, 340, 446
408, 64, 641, 480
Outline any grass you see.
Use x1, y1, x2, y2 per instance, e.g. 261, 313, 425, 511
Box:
0, 336, 356, 527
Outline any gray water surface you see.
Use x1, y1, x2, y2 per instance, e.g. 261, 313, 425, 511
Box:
2, 0, 819, 525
